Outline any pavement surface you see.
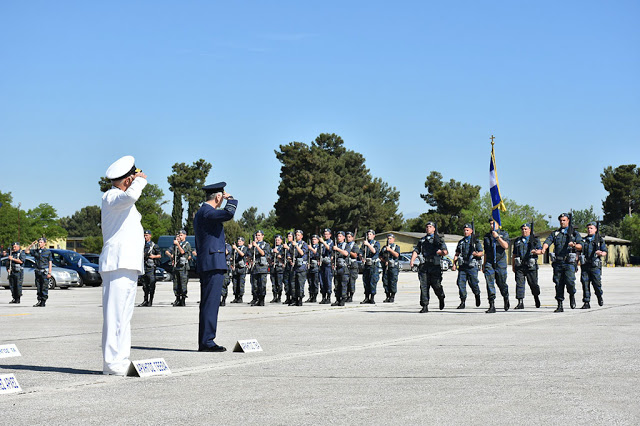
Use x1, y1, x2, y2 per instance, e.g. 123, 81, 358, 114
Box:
1, 265, 639, 425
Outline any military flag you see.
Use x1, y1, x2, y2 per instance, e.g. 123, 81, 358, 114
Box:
489, 137, 506, 225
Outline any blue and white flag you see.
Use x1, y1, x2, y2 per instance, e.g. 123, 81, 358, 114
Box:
490, 143, 506, 225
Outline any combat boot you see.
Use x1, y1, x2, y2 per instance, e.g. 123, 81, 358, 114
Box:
534, 294, 541, 308
258, 296, 265, 306
10, 298, 17, 304
361, 294, 370, 304
331, 297, 342, 306
40, 300, 46, 307
369, 295, 375, 304
297, 297, 303, 306
172, 296, 180, 306
270, 293, 278, 303
504, 296, 510, 311
439, 297, 445, 310
15, 297, 21, 304
346, 292, 353, 303
581, 302, 591, 309
250, 296, 257, 306
515, 299, 524, 310
180, 296, 186, 306
326, 295, 331, 305
475, 293, 481, 307
305, 293, 314, 303
383, 293, 390, 303
569, 294, 576, 309
220, 295, 226, 306
485, 300, 496, 313
283, 294, 291, 305
389, 293, 395, 303
420, 305, 428, 313
33, 300, 42, 307
236, 296, 243, 304
276, 293, 282, 303
554, 300, 564, 313
457, 298, 466, 309
597, 294, 603, 306
148, 294, 154, 307
339, 298, 345, 306
230, 295, 239, 303
138, 296, 149, 307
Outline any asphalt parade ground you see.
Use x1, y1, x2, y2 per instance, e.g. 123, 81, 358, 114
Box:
1, 265, 639, 425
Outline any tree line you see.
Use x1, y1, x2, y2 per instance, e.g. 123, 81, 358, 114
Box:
1, 134, 638, 258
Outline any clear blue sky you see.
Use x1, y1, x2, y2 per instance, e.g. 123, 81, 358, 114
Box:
2, 1, 638, 223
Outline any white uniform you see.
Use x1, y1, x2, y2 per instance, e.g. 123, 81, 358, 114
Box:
99, 177, 147, 375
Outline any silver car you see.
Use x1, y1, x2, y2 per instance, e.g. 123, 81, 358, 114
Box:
1, 256, 81, 289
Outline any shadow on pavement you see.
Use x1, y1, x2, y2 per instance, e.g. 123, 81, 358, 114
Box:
0, 364, 100, 375
132, 345, 198, 352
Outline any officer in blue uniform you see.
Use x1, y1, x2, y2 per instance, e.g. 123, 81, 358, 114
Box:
220, 240, 232, 306
410, 222, 447, 313
269, 234, 285, 303
542, 213, 583, 312
346, 232, 359, 303
194, 182, 237, 352
282, 232, 295, 305
381, 234, 401, 303
29, 238, 52, 307
290, 230, 309, 306
511, 223, 542, 309
360, 229, 381, 304
138, 230, 161, 307
579, 222, 607, 309
482, 219, 510, 313
7, 242, 26, 304
231, 237, 248, 303
452, 224, 483, 309
318, 229, 334, 304
331, 231, 350, 306
249, 230, 271, 307
306, 234, 321, 303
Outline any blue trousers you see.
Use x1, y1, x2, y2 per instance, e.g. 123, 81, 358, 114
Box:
199, 270, 224, 350
580, 266, 603, 302
483, 262, 509, 300
456, 267, 480, 299
320, 265, 333, 295
552, 262, 577, 301
362, 265, 379, 295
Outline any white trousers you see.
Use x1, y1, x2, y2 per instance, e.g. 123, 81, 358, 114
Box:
101, 269, 138, 375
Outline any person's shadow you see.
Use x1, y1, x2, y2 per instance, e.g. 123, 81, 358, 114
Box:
132, 345, 197, 352
0, 364, 100, 375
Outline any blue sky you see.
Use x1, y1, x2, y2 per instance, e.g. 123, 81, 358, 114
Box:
1, 1, 638, 223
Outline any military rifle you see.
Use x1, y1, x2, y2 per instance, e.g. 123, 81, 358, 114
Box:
528, 218, 535, 256
468, 218, 476, 263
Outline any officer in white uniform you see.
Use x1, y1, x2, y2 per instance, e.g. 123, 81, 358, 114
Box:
99, 155, 147, 375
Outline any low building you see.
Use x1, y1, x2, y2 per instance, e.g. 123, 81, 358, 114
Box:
356, 231, 463, 257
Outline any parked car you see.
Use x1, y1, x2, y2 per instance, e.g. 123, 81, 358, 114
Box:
1, 256, 81, 289
82, 253, 100, 264
137, 267, 171, 285
399, 252, 452, 272
157, 235, 198, 278
49, 249, 102, 287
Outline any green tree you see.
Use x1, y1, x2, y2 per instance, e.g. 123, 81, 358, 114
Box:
620, 214, 640, 258
59, 206, 102, 237
601, 164, 639, 225
0, 191, 25, 248
571, 206, 599, 231
23, 204, 67, 243
167, 159, 212, 234
239, 206, 265, 230
83, 236, 104, 253
274, 133, 402, 236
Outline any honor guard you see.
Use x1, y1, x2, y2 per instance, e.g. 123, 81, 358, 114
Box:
482, 219, 510, 313
411, 222, 447, 312
29, 238, 52, 307
542, 213, 583, 312
166, 230, 192, 306
270, 235, 285, 303
578, 222, 607, 309
138, 230, 161, 307
230, 237, 248, 303
345, 232, 359, 302
512, 222, 542, 309
249, 230, 271, 306
306, 234, 321, 303
221, 240, 232, 306
282, 232, 295, 304
360, 229, 381, 304
246, 235, 257, 305
7, 242, 26, 304
452, 223, 483, 309
318, 229, 334, 304
331, 231, 350, 306
381, 233, 401, 303
289, 230, 309, 306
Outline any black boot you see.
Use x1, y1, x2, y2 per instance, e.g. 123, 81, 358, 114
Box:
259, 296, 265, 306
180, 295, 186, 306
581, 301, 591, 309
569, 294, 576, 309
276, 293, 282, 303
597, 294, 603, 306
148, 294, 154, 307
250, 296, 257, 306
172, 296, 180, 306
283, 294, 291, 304
554, 300, 564, 313
439, 297, 445, 310
16, 297, 21, 304
361, 294, 370, 304
475, 293, 481, 307
270, 293, 278, 303
318, 293, 326, 304
33, 300, 42, 307
138, 295, 149, 307
420, 305, 428, 313
326, 294, 331, 305
297, 297, 303, 306
40, 300, 46, 307
236, 296, 243, 304
457, 298, 466, 309
369, 295, 375, 304
305, 293, 313, 303
504, 296, 510, 311
220, 295, 226, 306
346, 292, 353, 303
230, 295, 239, 303
515, 299, 524, 310
10, 298, 17, 304
383, 293, 390, 303
485, 300, 496, 313
311, 293, 318, 303
389, 293, 395, 303
534, 294, 541, 308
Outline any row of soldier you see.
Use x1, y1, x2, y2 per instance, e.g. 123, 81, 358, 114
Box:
6, 213, 606, 313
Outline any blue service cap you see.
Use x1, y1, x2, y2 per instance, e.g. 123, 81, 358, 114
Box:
558, 213, 569, 220
237, 236, 245, 242
12, 241, 20, 246
178, 229, 187, 235
521, 222, 531, 229
202, 182, 226, 194
463, 223, 473, 229
387, 233, 395, 238
323, 228, 331, 234
256, 230, 264, 235
312, 234, 319, 239
295, 229, 303, 235
587, 221, 598, 227
425, 221, 436, 228
366, 229, 375, 234
144, 229, 152, 235
337, 231, 345, 236
346, 231, 353, 236
274, 234, 282, 239
38, 237, 47, 243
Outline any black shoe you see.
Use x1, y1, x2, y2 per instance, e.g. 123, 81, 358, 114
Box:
504, 297, 510, 311
259, 296, 265, 306
305, 294, 314, 303
325, 295, 331, 305
270, 294, 278, 303
250, 297, 257, 306
389, 294, 395, 303
597, 295, 603, 306
346, 293, 353, 303
276, 294, 282, 303
420, 305, 428, 313
33, 300, 43, 307
172, 297, 180, 306
15, 297, 21, 304
360, 295, 370, 304
569, 294, 576, 309
534, 294, 541, 308
9, 299, 17, 304
383, 293, 390, 303
180, 296, 186, 306
198, 345, 227, 352
369, 295, 375, 304
297, 297, 303, 306
40, 300, 46, 307
220, 296, 226, 307
515, 299, 524, 310
331, 298, 341, 306
457, 299, 466, 309
485, 301, 496, 313
439, 297, 445, 310
148, 296, 154, 307
283, 295, 291, 305
475, 294, 481, 307
554, 301, 564, 313
581, 302, 591, 309
138, 300, 149, 307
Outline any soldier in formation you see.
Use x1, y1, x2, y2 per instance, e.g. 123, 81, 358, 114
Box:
381, 233, 400, 303
166, 230, 191, 306
221, 240, 232, 306
306, 234, 321, 303
410, 222, 447, 313
579, 222, 607, 309
331, 231, 349, 306
511, 223, 542, 309
231, 237, 248, 303
269, 234, 285, 303
249, 230, 271, 306
482, 219, 510, 313
138, 229, 160, 307
318, 229, 334, 304
29, 237, 52, 307
7, 242, 26, 304
360, 229, 380, 304
289, 230, 309, 306
452, 224, 483, 309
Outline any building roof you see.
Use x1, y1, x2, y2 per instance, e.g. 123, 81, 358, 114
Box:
356, 230, 463, 243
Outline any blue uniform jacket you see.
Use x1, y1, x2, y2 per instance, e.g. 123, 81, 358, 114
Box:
194, 199, 238, 273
